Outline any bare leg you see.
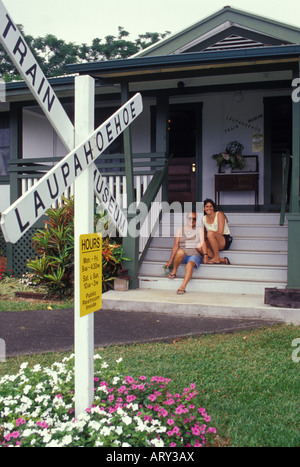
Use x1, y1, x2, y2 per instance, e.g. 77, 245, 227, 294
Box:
206, 231, 226, 263
169, 249, 185, 277
178, 261, 195, 293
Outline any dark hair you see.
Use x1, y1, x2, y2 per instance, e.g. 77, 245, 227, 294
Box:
203, 199, 217, 214
203, 198, 229, 223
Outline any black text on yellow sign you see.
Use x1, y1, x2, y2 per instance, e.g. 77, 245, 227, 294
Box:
79, 233, 102, 317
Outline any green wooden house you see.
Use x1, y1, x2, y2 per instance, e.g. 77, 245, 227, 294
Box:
1, 6, 300, 296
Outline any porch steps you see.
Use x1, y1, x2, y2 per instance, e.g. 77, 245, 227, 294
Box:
139, 213, 288, 295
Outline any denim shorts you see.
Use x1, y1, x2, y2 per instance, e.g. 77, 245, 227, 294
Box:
181, 254, 202, 270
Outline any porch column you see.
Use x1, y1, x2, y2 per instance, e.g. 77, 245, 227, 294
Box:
9, 103, 23, 203
287, 62, 300, 288
7, 103, 23, 272
156, 95, 169, 202
121, 82, 139, 289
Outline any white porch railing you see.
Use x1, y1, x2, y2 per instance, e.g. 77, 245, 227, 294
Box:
21, 174, 163, 260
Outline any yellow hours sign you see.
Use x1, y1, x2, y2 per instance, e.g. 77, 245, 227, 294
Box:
79, 233, 102, 317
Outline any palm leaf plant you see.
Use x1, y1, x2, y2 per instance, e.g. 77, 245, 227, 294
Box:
27, 197, 128, 297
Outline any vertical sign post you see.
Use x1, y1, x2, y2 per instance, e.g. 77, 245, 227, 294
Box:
74, 75, 95, 416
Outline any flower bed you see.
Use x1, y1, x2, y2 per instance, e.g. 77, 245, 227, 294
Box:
0, 354, 216, 447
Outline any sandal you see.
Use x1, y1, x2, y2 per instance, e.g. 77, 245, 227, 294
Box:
177, 289, 186, 295
223, 257, 230, 265
168, 273, 177, 279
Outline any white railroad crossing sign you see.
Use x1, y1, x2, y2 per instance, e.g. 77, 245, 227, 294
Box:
0, 95, 141, 243
0, 0, 143, 417
0, 0, 136, 240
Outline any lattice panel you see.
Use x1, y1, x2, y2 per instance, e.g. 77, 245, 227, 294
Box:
13, 227, 40, 276
0, 236, 6, 256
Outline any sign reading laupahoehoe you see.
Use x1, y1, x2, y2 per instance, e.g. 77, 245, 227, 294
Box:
0, 0, 132, 240
0, 93, 142, 244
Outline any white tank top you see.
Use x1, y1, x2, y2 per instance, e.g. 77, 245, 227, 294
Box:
202, 212, 230, 235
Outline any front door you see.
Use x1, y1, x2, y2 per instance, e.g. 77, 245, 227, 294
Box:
264, 97, 292, 208
168, 104, 201, 204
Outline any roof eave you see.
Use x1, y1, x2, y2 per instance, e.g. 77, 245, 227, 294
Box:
67, 44, 300, 77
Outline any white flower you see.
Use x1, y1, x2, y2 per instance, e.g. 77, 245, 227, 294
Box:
89, 420, 101, 431
100, 426, 111, 436
46, 440, 63, 448
122, 416, 132, 426
62, 435, 73, 446
115, 426, 123, 435
151, 438, 165, 447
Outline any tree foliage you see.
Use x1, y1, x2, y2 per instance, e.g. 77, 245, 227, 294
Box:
0, 26, 170, 81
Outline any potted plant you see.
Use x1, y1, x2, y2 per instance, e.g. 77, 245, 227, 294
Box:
212, 140, 246, 173
114, 268, 131, 291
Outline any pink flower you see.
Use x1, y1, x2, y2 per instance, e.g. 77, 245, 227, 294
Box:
194, 440, 202, 447
36, 421, 49, 429
164, 398, 175, 405
139, 375, 147, 380
170, 442, 177, 447
191, 425, 201, 436
148, 394, 157, 402
207, 427, 217, 434
167, 418, 174, 426
16, 418, 26, 427
125, 376, 134, 384
5, 431, 20, 441
127, 395, 136, 403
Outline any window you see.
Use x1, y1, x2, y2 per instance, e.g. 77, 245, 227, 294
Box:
0, 114, 9, 177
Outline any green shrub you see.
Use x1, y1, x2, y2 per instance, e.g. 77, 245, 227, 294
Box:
27, 197, 127, 297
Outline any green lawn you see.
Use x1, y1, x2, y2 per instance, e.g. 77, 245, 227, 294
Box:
0, 323, 299, 447
0, 299, 73, 311
0, 277, 73, 311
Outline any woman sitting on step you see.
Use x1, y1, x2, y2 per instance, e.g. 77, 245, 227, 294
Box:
164, 211, 204, 295
201, 199, 232, 265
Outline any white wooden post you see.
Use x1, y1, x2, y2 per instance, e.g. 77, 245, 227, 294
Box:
74, 75, 95, 416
